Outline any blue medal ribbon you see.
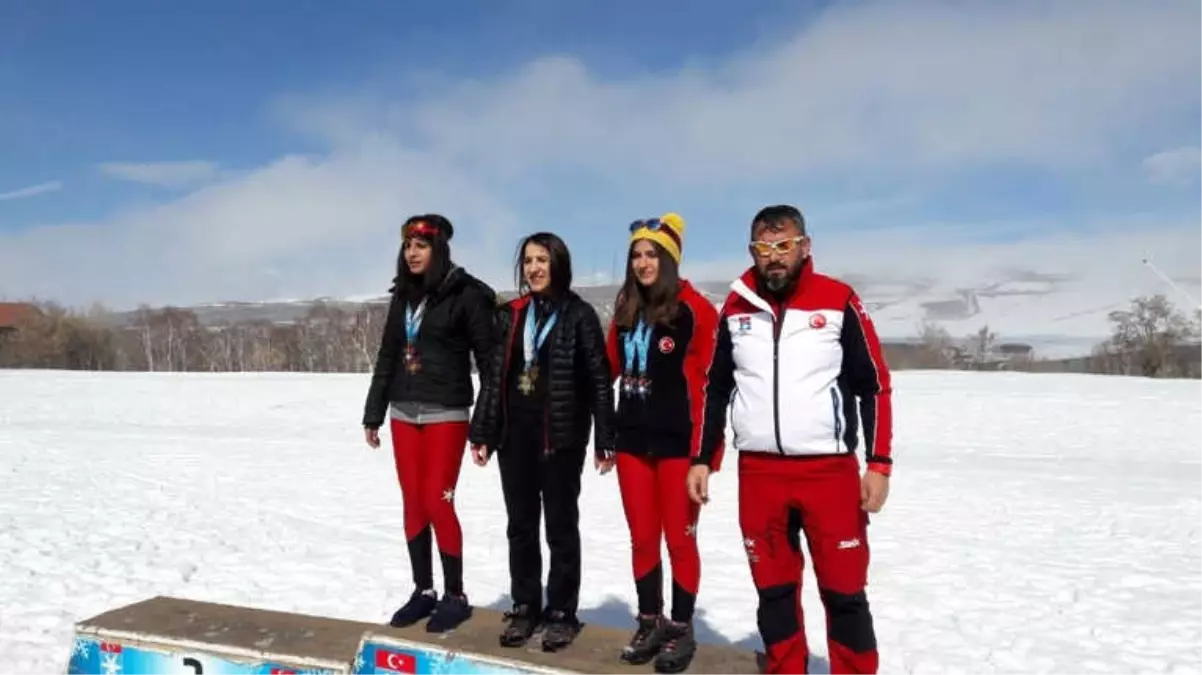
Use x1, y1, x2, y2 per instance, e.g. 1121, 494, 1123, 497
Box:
405, 299, 426, 344
403, 298, 426, 371
622, 318, 652, 397
523, 301, 558, 373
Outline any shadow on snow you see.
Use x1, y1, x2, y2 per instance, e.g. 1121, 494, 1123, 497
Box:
481, 593, 831, 674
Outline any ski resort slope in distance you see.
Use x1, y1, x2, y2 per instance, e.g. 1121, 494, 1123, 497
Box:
0, 369, 1199, 674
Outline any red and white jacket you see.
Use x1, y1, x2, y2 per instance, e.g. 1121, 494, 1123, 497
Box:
697, 259, 894, 475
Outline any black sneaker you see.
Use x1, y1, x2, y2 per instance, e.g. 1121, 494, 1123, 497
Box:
620, 614, 667, 665
499, 604, 539, 648
654, 621, 697, 674
389, 589, 437, 628
540, 610, 582, 652
425, 594, 473, 633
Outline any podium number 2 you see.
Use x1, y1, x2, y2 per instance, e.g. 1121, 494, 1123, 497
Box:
183, 657, 204, 674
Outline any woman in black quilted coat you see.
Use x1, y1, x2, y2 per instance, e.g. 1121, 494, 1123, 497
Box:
361, 214, 497, 634
468, 230, 616, 653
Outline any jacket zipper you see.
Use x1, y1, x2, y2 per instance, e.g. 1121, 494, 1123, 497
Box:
772, 308, 784, 454
830, 386, 842, 451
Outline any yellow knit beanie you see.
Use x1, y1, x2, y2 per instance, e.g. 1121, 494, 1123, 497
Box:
629, 212, 685, 264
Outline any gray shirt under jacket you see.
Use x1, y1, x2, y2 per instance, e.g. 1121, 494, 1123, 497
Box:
389, 400, 470, 425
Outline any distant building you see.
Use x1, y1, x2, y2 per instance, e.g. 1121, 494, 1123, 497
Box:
0, 302, 40, 337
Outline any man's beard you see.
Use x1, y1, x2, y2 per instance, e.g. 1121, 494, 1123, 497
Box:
762, 262, 799, 292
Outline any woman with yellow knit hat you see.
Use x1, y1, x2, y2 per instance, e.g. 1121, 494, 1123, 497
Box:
603, 213, 722, 673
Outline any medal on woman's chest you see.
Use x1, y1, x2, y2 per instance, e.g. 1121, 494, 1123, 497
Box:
519, 302, 557, 396
404, 299, 426, 375
518, 364, 539, 395
621, 319, 653, 399
403, 344, 421, 374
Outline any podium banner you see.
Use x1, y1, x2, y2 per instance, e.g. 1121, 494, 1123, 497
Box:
352, 633, 570, 675
68, 631, 345, 675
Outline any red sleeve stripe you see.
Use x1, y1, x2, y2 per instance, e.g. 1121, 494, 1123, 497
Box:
848, 292, 893, 470
684, 287, 722, 468
604, 318, 622, 383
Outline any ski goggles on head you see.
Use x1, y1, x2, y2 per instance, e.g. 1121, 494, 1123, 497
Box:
402, 220, 440, 239
750, 236, 805, 257
629, 217, 682, 250
629, 217, 667, 233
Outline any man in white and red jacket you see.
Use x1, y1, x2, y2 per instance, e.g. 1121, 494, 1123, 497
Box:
688, 204, 893, 674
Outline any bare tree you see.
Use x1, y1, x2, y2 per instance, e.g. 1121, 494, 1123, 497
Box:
1099, 294, 1199, 377
965, 324, 998, 370
350, 302, 388, 371
912, 320, 956, 369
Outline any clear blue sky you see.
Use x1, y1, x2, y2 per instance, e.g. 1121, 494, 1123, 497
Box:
0, 0, 1198, 309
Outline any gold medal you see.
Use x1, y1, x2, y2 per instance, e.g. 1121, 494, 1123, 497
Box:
518, 366, 538, 395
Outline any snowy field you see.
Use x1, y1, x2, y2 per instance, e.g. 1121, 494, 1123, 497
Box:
1, 369, 1199, 674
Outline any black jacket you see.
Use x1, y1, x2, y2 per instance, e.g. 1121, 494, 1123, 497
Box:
362, 266, 498, 428
469, 290, 615, 456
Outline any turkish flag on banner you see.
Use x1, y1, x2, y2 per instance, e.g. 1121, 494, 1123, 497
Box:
99, 642, 123, 654
374, 648, 417, 673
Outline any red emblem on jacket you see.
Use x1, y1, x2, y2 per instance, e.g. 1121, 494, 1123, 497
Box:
809, 313, 826, 329
658, 336, 675, 354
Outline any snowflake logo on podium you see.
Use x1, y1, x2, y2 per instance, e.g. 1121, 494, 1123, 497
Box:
72, 637, 90, 659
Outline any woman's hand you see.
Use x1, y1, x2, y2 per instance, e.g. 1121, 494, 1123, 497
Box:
364, 426, 380, 449
471, 444, 490, 466
595, 448, 615, 475
687, 464, 710, 505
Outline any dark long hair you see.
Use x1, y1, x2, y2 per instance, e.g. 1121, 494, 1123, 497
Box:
390, 214, 454, 302
514, 231, 573, 300
613, 239, 681, 330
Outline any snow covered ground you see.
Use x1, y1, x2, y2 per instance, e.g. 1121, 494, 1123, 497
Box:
1, 370, 1199, 673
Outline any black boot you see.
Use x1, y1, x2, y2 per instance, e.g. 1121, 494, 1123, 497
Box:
425, 593, 473, 633
620, 614, 668, 665
540, 609, 582, 652
499, 603, 540, 648
654, 621, 697, 674
389, 588, 437, 628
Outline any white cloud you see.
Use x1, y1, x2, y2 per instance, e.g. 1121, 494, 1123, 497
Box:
0, 180, 62, 202
97, 161, 222, 188
1142, 146, 1201, 186
288, 0, 1198, 186
0, 144, 522, 308
0, 0, 1198, 329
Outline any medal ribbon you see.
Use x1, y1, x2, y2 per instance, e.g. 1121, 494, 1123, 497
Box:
405, 298, 427, 345
623, 318, 652, 381
523, 301, 558, 371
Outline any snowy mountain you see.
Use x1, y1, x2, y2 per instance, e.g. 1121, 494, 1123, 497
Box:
104, 267, 1200, 360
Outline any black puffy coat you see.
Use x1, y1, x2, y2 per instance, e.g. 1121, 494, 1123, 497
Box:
362, 266, 498, 428
469, 290, 615, 456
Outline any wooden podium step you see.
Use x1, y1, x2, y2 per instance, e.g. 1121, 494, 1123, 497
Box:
67, 595, 761, 674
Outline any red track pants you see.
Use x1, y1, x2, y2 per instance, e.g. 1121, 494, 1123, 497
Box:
390, 419, 468, 594
616, 453, 701, 623
739, 452, 878, 674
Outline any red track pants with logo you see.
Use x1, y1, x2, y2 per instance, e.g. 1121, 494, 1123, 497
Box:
739, 452, 878, 674
390, 419, 469, 595
616, 453, 701, 622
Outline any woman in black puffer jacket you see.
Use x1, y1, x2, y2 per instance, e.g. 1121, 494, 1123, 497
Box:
362, 214, 498, 635
468, 231, 616, 653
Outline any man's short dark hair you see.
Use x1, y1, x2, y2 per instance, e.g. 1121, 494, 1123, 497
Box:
751, 205, 806, 238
